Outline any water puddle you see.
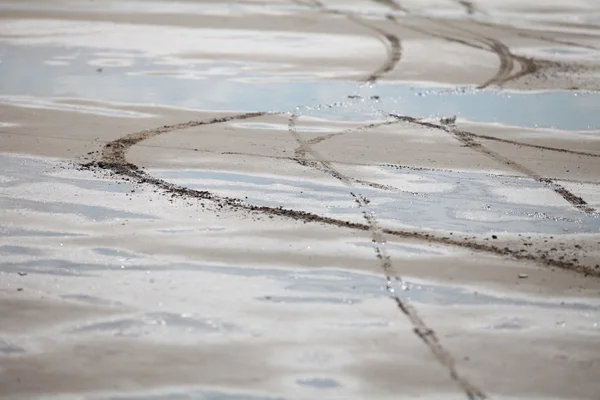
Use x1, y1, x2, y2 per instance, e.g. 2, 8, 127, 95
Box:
0, 245, 45, 256
0, 153, 155, 221
296, 377, 341, 389
50, 389, 285, 400
151, 168, 600, 235
61, 294, 123, 307
0, 227, 86, 238
8, 258, 597, 312
349, 241, 444, 256
1, 42, 599, 129
0, 0, 299, 17
0, 196, 154, 221
259, 296, 361, 305
156, 227, 226, 233
93, 247, 139, 259
67, 312, 238, 336
0, 338, 25, 355
231, 122, 339, 133
0, 20, 376, 66
0, 96, 153, 118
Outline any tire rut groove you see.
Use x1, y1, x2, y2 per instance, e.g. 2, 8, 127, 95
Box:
388, 113, 598, 215
456, 1, 478, 15
79, 110, 600, 279
295, 0, 403, 82
434, 19, 539, 88
288, 114, 487, 399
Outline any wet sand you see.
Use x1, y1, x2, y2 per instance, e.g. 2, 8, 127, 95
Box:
1, 1, 600, 399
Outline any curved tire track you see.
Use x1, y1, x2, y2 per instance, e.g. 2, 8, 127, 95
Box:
431, 19, 541, 88
80, 113, 600, 276
295, 0, 403, 82
473, 19, 600, 51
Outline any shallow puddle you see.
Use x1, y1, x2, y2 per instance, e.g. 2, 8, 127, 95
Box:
1, 42, 600, 129
0, 153, 154, 221
66, 311, 239, 336
68, 389, 286, 400
8, 250, 597, 311
151, 168, 600, 235
0, 0, 299, 17
296, 377, 341, 389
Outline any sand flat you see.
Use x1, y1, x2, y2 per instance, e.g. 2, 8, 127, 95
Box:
1, 1, 600, 399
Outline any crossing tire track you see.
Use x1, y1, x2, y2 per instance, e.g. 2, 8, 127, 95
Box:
78, 111, 600, 278
288, 113, 487, 400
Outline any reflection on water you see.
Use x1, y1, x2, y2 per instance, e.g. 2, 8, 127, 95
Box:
0, 0, 299, 17
0, 96, 154, 118
0, 245, 45, 256
0, 226, 86, 238
3, 258, 598, 312
259, 295, 362, 305
296, 377, 341, 389
0, 153, 154, 221
152, 168, 600, 235
0, 43, 599, 129
93, 247, 139, 258
349, 241, 444, 256
67, 312, 239, 336
0, 196, 155, 221
0, 339, 25, 355
58, 389, 286, 400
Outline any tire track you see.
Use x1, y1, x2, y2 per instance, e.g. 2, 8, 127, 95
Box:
289, 96, 600, 181
477, 37, 517, 88
294, 0, 402, 82
376, 16, 597, 212
371, 0, 408, 13
457, 131, 600, 158
292, 119, 408, 191
393, 16, 488, 52
312, 100, 600, 159
300, 0, 590, 88
388, 113, 598, 215
431, 19, 541, 88
354, 17, 403, 83
80, 112, 600, 278
472, 19, 599, 51
166, 148, 598, 186
409, 16, 597, 88
366, 0, 526, 89
288, 114, 487, 400
383, 13, 542, 89
455, 134, 597, 214
456, 0, 478, 15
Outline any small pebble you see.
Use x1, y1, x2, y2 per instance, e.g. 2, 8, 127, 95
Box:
518, 274, 529, 279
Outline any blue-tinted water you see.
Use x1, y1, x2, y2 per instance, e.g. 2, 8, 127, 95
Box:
1, 44, 599, 130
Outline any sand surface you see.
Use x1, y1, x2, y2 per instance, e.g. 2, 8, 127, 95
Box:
1, 1, 600, 399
